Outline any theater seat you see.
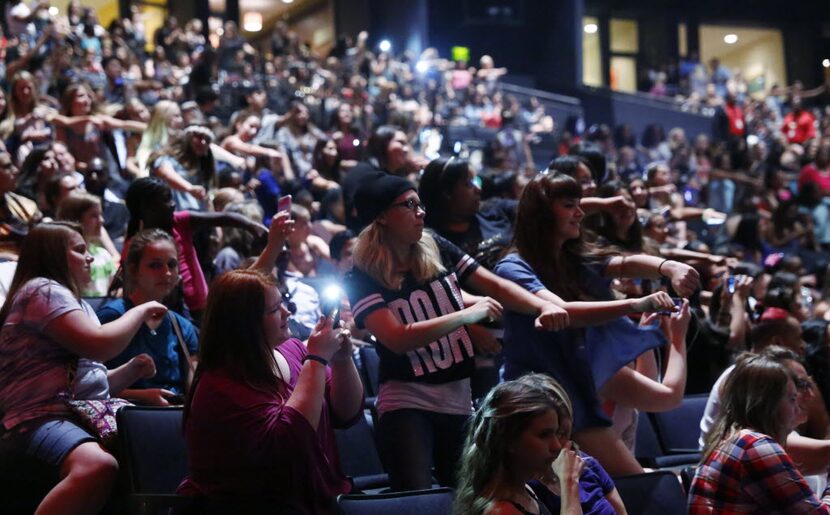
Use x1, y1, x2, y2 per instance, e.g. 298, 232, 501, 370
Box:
336, 487, 453, 515
650, 394, 709, 454
117, 406, 192, 515
634, 410, 700, 469
612, 470, 687, 515
334, 410, 389, 491
358, 345, 380, 399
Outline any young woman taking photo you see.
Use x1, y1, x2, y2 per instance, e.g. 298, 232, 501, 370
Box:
179, 265, 363, 512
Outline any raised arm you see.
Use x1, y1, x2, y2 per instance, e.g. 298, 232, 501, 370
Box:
327, 329, 364, 423
188, 210, 267, 239
44, 301, 167, 362
152, 159, 206, 200
599, 301, 690, 412
222, 135, 284, 160
249, 211, 293, 275
605, 255, 700, 297
465, 266, 569, 331
285, 316, 355, 429
362, 297, 502, 355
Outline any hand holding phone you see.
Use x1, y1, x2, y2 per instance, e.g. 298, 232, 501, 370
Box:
278, 195, 292, 217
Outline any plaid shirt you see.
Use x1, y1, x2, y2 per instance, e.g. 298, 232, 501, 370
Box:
689, 429, 830, 514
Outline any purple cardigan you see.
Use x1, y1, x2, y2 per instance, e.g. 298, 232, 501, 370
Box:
178, 338, 354, 514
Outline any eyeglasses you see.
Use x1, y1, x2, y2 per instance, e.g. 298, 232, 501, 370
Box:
281, 289, 297, 315
390, 198, 426, 213
795, 377, 813, 392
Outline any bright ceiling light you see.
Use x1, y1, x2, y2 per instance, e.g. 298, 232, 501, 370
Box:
243, 12, 262, 32
379, 40, 392, 52
282, 0, 294, 3
724, 34, 738, 44
584, 23, 598, 34
48, 6, 58, 16
823, 59, 830, 68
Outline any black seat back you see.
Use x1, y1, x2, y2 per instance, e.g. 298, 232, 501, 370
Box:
336, 487, 453, 515
613, 470, 687, 515
117, 406, 188, 495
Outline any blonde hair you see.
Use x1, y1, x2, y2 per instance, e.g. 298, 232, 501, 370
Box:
212, 187, 245, 212
0, 71, 39, 138
353, 222, 445, 290
136, 100, 181, 175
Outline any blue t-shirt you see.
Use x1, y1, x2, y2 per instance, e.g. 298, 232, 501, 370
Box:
252, 168, 282, 226
345, 233, 480, 384
529, 454, 617, 515
494, 253, 613, 430
98, 299, 199, 394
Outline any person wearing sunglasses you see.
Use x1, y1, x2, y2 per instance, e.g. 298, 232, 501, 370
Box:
345, 173, 571, 491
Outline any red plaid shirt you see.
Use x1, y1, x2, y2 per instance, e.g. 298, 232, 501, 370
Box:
689, 429, 830, 514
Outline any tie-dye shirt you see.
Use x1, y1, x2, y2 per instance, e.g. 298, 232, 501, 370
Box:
0, 278, 98, 430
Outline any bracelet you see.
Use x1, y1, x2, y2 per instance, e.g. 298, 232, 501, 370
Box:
657, 259, 670, 278
303, 354, 329, 367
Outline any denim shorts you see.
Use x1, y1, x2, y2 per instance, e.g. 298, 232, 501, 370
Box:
22, 419, 96, 466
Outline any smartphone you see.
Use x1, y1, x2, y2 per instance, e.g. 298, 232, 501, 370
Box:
277, 194, 292, 216
321, 284, 342, 327
327, 304, 341, 327
659, 297, 683, 316
727, 276, 736, 294
165, 393, 185, 405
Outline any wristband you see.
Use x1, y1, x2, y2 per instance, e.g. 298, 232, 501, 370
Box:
303, 354, 329, 367
657, 259, 670, 278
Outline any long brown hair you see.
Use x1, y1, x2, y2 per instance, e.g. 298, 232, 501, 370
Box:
702, 352, 798, 460
512, 172, 605, 301
183, 269, 283, 423
149, 125, 216, 187
0, 222, 85, 325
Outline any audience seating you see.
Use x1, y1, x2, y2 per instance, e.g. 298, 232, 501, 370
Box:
334, 410, 389, 491
650, 394, 709, 454
358, 345, 381, 410
612, 470, 687, 515
681, 465, 697, 493
117, 406, 192, 515
634, 410, 700, 469
336, 487, 453, 515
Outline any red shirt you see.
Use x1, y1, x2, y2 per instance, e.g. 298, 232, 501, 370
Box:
724, 102, 745, 137
783, 110, 817, 144
799, 164, 830, 192
179, 339, 355, 513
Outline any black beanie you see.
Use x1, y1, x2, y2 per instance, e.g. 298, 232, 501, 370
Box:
354, 173, 416, 225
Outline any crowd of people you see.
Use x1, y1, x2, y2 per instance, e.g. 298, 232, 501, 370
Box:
1, 3, 830, 514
